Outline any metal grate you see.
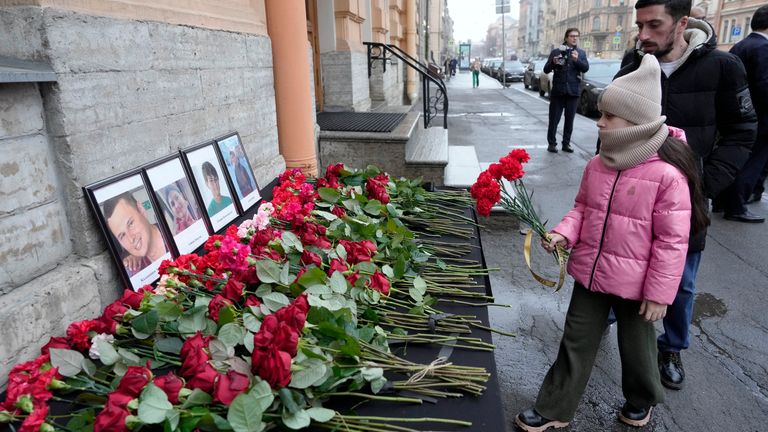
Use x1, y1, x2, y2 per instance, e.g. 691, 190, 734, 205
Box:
317, 112, 407, 133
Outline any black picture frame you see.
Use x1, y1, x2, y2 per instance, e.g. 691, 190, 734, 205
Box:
84, 170, 174, 290
181, 141, 240, 233
214, 132, 261, 213
143, 154, 211, 256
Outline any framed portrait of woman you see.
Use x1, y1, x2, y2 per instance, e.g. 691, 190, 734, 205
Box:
215, 132, 261, 213
84, 171, 173, 290
144, 155, 210, 255
181, 141, 240, 233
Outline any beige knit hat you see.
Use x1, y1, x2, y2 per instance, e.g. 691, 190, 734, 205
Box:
597, 54, 662, 125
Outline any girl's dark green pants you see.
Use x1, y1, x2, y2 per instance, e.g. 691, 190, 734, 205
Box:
534, 283, 665, 421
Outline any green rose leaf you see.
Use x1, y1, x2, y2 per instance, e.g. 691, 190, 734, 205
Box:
155, 301, 183, 320
49, 348, 84, 377
381, 264, 394, 279
228, 393, 262, 432
154, 337, 183, 355
218, 323, 246, 348
370, 376, 387, 394
304, 284, 332, 296
289, 363, 327, 389
167, 409, 180, 431
363, 200, 383, 215
81, 358, 97, 377
248, 379, 274, 411
280, 262, 293, 285
280, 231, 304, 253
306, 407, 336, 423
317, 187, 341, 203
256, 260, 282, 284
361, 367, 383, 381
313, 210, 338, 221
329, 272, 347, 294
262, 292, 290, 312
335, 244, 347, 261
282, 409, 311, 430
413, 276, 427, 294
297, 267, 327, 288
118, 348, 142, 366
96, 339, 119, 365
138, 383, 173, 424
132, 310, 159, 335
243, 313, 262, 333
178, 307, 207, 336
181, 389, 213, 409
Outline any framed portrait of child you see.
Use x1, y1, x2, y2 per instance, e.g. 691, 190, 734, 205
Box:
181, 142, 240, 233
84, 171, 173, 290
215, 132, 261, 212
144, 155, 210, 255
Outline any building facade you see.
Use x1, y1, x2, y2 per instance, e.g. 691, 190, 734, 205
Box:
0, 0, 446, 389
711, 0, 765, 51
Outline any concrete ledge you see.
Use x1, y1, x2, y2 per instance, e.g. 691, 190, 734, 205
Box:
445, 145, 482, 187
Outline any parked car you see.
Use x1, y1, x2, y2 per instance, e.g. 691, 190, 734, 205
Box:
482, 58, 501, 75
524, 60, 547, 91
488, 59, 504, 78
539, 71, 553, 97
495, 60, 526, 84
577, 59, 622, 117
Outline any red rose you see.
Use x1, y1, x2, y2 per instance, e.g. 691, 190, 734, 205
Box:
273, 322, 299, 357
213, 370, 251, 405
185, 362, 218, 393
300, 249, 322, 268
327, 258, 348, 276
245, 295, 262, 307
40, 337, 70, 355
99, 301, 128, 334
253, 315, 279, 349
221, 279, 245, 302
366, 271, 391, 296
208, 295, 232, 322
19, 403, 48, 432
179, 333, 211, 378
346, 271, 360, 286
274, 294, 309, 334
118, 288, 146, 309
94, 392, 133, 432
254, 348, 292, 388
153, 373, 184, 404
116, 365, 152, 398
66, 320, 99, 352
331, 206, 346, 218
339, 240, 377, 264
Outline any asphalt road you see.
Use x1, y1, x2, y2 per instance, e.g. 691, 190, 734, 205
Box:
445, 70, 768, 431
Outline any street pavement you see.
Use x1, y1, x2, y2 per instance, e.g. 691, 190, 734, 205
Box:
444, 69, 768, 431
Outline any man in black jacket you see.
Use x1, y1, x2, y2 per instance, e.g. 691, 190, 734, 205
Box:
621, 0, 757, 393
714, 6, 768, 221
544, 28, 589, 153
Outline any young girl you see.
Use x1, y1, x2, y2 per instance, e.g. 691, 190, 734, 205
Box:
515, 54, 709, 431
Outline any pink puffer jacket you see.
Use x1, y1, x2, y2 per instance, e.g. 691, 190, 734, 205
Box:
553, 154, 691, 305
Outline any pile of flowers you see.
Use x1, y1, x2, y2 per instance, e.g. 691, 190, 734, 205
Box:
1, 163, 501, 432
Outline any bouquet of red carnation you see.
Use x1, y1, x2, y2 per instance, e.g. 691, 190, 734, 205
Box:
470, 149, 567, 290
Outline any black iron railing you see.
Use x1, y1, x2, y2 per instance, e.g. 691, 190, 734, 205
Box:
364, 42, 448, 129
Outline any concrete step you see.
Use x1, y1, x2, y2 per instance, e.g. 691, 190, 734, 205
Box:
403, 115, 448, 185
445, 145, 481, 188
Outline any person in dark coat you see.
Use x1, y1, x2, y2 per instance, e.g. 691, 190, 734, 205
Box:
544, 28, 589, 153
615, 0, 757, 392
714, 6, 768, 220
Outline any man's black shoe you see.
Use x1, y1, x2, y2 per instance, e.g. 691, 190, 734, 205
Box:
658, 351, 684, 390
618, 402, 653, 427
547, 146, 558, 153
561, 145, 574, 153
514, 408, 569, 432
723, 210, 765, 223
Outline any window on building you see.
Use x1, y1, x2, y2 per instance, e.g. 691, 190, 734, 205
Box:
595, 0, 601, 7
721, 19, 729, 44
617, 14, 624, 28
593, 16, 600, 31
730, 19, 736, 42
745, 17, 751, 35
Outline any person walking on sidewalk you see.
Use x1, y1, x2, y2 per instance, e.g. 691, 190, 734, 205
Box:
616, 0, 757, 392
712, 6, 768, 222
544, 28, 589, 153
515, 54, 709, 431
470, 58, 481, 88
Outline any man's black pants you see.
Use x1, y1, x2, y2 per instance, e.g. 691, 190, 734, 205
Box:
719, 127, 768, 214
547, 94, 579, 148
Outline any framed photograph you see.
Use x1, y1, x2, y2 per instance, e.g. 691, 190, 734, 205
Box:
215, 132, 261, 212
182, 142, 239, 232
84, 171, 173, 290
145, 155, 210, 255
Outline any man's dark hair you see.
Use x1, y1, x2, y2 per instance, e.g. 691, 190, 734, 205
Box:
563, 28, 580, 42
202, 161, 218, 179
103, 192, 138, 220
634, 0, 692, 22
752, 5, 768, 31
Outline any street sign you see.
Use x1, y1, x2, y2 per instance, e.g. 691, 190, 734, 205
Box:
732, 26, 741, 36
584, 40, 592, 48
496, 0, 510, 14
612, 36, 621, 44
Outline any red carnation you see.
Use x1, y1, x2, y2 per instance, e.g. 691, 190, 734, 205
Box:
19, 403, 48, 432
66, 320, 99, 352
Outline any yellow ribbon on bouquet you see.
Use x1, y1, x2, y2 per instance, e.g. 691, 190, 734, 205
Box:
523, 229, 567, 291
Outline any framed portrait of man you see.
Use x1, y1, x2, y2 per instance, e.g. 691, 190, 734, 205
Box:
215, 132, 261, 212
181, 142, 240, 232
144, 155, 210, 255
84, 171, 173, 290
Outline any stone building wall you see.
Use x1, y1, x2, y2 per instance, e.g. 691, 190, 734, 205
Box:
0, 5, 285, 389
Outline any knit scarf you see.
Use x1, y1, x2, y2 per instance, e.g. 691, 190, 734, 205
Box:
598, 117, 669, 170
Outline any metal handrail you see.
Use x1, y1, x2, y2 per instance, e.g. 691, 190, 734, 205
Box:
364, 42, 448, 129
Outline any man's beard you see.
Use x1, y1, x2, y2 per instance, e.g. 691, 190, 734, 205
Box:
642, 29, 677, 59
